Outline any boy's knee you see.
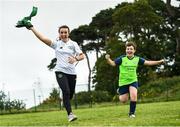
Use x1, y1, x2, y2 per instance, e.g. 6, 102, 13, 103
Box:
119, 96, 128, 103
130, 98, 137, 102
130, 95, 137, 101
120, 100, 127, 103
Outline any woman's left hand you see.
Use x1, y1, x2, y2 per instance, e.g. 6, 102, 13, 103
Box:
68, 56, 77, 64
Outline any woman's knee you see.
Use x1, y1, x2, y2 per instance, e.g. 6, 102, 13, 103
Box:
63, 91, 70, 98
70, 93, 74, 100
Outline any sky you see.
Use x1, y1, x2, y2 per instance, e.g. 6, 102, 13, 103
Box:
0, 0, 179, 108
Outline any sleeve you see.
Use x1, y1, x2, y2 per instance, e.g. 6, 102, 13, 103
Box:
73, 42, 83, 55
114, 56, 123, 65
138, 57, 145, 65
50, 40, 58, 49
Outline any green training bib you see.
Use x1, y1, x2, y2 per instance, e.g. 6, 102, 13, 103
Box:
119, 56, 139, 86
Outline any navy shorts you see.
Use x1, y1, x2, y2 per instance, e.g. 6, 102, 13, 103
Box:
118, 82, 138, 95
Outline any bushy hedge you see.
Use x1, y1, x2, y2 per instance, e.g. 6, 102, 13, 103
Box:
139, 76, 180, 102
74, 91, 112, 105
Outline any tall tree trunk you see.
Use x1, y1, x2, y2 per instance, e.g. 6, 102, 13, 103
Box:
95, 48, 99, 60
84, 52, 91, 92
84, 52, 92, 108
166, 0, 180, 55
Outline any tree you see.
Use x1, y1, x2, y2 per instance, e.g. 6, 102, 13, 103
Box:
0, 91, 26, 111
165, 0, 180, 75
49, 88, 60, 102
0, 91, 6, 111
166, 0, 180, 55
112, 0, 168, 83
42, 88, 61, 104
70, 25, 96, 92
93, 0, 179, 94
90, 8, 116, 54
93, 38, 123, 95
147, 0, 180, 76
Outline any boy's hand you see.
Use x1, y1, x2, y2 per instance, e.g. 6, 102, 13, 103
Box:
105, 54, 110, 59
159, 59, 166, 65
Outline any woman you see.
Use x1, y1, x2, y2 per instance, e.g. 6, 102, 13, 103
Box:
29, 25, 84, 122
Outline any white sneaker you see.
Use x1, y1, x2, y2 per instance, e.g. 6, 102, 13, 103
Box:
68, 113, 77, 122
129, 114, 136, 118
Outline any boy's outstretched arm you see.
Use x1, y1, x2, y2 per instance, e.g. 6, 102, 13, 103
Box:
105, 54, 116, 67
144, 59, 165, 66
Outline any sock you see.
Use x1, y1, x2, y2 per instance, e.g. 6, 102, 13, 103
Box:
129, 101, 136, 115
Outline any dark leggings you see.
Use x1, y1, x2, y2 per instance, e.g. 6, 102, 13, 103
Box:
55, 72, 76, 115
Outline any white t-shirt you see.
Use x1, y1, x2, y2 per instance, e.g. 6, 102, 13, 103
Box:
50, 39, 83, 75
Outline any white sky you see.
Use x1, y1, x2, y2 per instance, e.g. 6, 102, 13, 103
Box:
0, 0, 179, 108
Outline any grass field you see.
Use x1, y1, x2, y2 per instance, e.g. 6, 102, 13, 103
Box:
0, 101, 179, 126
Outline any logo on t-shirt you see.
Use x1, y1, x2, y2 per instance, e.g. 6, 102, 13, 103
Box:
67, 45, 74, 50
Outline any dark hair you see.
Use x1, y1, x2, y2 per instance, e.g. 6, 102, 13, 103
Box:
58, 25, 70, 33
125, 41, 137, 50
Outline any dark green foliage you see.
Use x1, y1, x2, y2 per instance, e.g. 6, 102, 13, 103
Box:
112, 0, 163, 38
74, 91, 112, 105
34, 88, 62, 111
90, 8, 115, 40
42, 88, 61, 104
93, 38, 124, 95
46, 0, 180, 100
139, 76, 180, 102
0, 91, 26, 112
93, 59, 115, 92
93, 0, 180, 95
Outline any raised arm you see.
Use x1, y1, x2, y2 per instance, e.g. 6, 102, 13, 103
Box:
144, 59, 165, 66
105, 54, 116, 67
29, 27, 52, 46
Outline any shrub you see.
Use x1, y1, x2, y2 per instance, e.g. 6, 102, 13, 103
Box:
74, 91, 112, 105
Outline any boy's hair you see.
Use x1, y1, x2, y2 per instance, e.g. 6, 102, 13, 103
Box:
125, 41, 137, 50
58, 25, 70, 33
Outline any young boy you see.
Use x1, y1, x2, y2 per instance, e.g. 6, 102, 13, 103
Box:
105, 41, 164, 118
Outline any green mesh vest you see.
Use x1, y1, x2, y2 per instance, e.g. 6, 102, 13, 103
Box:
119, 56, 140, 86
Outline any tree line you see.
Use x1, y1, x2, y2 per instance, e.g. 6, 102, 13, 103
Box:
48, 0, 180, 96
0, 91, 26, 113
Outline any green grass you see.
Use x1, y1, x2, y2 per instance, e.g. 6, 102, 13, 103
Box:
0, 101, 180, 126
